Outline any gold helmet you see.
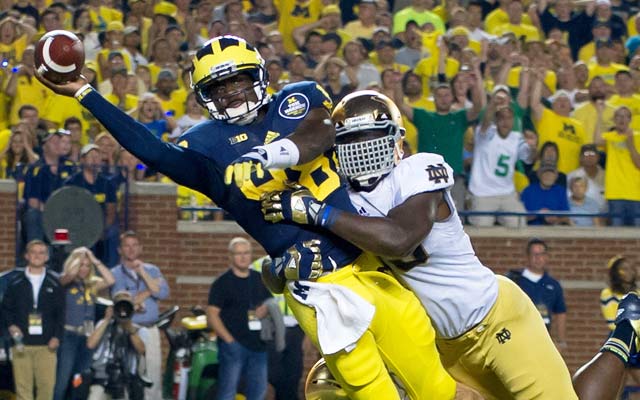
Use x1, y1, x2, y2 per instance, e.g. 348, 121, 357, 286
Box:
190, 35, 270, 125
304, 358, 349, 400
331, 90, 405, 191
305, 358, 409, 400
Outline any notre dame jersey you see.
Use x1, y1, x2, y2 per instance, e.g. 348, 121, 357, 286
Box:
80, 81, 360, 270
347, 153, 499, 338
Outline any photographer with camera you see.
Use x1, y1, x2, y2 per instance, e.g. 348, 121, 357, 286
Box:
86, 291, 147, 400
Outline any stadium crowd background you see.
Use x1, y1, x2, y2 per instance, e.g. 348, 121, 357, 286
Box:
0, 0, 639, 239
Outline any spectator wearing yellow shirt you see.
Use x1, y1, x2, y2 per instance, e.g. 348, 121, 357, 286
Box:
343, 0, 378, 40
393, 0, 445, 37
485, 0, 534, 34
530, 69, 588, 175
96, 22, 134, 83
608, 70, 640, 129
578, 21, 612, 63
371, 41, 410, 74
490, 0, 540, 43
572, 76, 615, 140
292, 5, 351, 54
275, 0, 322, 53
5, 46, 50, 126
594, 105, 640, 226
588, 39, 629, 84
155, 69, 186, 119
72, 7, 101, 62
414, 37, 460, 97
0, 14, 37, 65
105, 68, 139, 113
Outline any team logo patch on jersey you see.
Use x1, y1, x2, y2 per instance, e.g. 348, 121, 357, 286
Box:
229, 133, 248, 145
279, 93, 310, 119
495, 327, 511, 344
426, 163, 449, 184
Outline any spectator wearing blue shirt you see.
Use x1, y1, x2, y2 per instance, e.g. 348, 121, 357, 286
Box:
568, 176, 603, 226
110, 231, 169, 400
521, 161, 570, 225
64, 144, 119, 267
22, 129, 76, 243
507, 238, 568, 352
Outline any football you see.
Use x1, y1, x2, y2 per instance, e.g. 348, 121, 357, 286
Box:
35, 30, 85, 84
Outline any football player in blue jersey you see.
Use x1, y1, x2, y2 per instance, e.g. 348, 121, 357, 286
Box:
36, 35, 461, 400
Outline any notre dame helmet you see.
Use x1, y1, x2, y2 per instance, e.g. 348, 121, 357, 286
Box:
331, 90, 405, 191
305, 358, 409, 400
304, 358, 349, 400
190, 35, 270, 125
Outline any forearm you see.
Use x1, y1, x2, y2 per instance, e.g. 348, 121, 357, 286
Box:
467, 78, 485, 121
87, 320, 110, 349
139, 270, 160, 294
329, 213, 431, 258
285, 109, 334, 164
129, 330, 145, 355
207, 310, 234, 343
555, 313, 567, 342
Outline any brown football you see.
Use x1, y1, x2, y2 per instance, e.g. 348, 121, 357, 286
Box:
35, 30, 84, 84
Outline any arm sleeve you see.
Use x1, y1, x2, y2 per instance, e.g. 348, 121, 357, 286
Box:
553, 283, 567, 313
79, 90, 224, 199
393, 154, 454, 205
208, 277, 224, 307
2, 285, 17, 328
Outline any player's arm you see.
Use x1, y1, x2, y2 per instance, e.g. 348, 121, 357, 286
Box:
263, 187, 443, 259
35, 74, 222, 198
225, 84, 337, 187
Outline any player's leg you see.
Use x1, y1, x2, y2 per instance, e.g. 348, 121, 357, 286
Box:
572, 292, 640, 400
357, 269, 457, 400
437, 276, 577, 400
283, 283, 401, 400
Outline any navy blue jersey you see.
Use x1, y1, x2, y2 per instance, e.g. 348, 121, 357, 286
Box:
80, 81, 361, 271
23, 158, 76, 203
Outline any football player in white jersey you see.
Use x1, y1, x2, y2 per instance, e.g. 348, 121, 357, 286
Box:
261, 90, 639, 400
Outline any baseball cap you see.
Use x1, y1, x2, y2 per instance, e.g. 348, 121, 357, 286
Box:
596, 0, 610, 6
106, 20, 124, 32
40, 128, 70, 143
375, 40, 394, 50
123, 25, 139, 35
491, 84, 511, 96
80, 143, 100, 157
549, 89, 571, 103
580, 143, 598, 155
448, 26, 470, 38
154, 1, 178, 17
321, 4, 341, 16
157, 68, 176, 81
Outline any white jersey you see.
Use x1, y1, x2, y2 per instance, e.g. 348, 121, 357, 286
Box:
348, 153, 499, 338
469, 125, 534, 197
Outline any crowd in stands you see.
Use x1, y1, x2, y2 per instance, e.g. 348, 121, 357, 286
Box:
0, 0, 639, 237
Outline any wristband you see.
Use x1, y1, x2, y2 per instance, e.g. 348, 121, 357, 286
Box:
259, 138, 300, 169
74, 84, 94, 101
319, 205, 340, 229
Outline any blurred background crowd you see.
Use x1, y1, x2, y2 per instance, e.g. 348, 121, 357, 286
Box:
0, 0, 639, 268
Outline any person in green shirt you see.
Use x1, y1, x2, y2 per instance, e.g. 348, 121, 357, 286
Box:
395, 64, 485, 211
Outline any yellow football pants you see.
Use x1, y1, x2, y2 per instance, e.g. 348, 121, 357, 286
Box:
436, 276, 578, 400
284, 253, 456, 400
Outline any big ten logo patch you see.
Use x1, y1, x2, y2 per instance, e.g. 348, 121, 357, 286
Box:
279, 93, 310, 119
229, 133, 248, 145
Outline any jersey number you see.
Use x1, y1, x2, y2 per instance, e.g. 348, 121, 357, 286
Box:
494, 154, 511, 177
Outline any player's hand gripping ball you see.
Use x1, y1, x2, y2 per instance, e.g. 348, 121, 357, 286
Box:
35, 30, 84, 84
